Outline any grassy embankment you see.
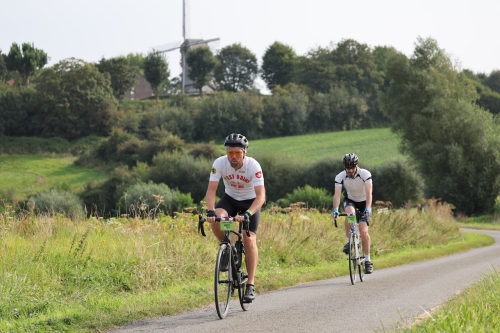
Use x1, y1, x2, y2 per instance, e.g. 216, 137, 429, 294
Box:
0, 200, 493, 332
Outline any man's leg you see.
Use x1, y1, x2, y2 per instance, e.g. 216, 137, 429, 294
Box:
243, 231, 258, 285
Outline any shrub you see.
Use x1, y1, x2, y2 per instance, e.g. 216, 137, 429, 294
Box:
26, 189, 85, 219
371, 160, 422, 208
277, 185, 332, 209
117, 181, 194, 217
149, 153, 213, 203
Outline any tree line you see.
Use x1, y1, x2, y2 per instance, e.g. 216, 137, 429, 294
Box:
1, 38, 500, 216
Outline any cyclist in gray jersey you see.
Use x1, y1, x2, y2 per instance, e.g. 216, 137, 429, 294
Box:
205, 133, 266, 302
331, 153, 374, 274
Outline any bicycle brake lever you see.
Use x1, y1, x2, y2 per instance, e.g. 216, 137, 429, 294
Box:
198, 214, 206, 237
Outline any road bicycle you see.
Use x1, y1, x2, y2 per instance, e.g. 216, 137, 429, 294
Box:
334, 209, 365, 285
198, 214, 251, 319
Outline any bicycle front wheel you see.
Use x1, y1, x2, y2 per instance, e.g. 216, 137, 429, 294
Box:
215, 243, 231, 319
348, 235, 357, 285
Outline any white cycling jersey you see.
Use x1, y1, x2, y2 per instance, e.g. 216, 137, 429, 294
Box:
334, 167, 372, 202
209, 156, 264, 201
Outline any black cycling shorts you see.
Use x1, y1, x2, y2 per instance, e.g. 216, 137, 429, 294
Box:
215, 194, 260, 233
343, 198, 370, 226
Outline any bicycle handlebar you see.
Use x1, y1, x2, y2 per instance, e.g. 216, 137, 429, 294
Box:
198, 214, 251, 237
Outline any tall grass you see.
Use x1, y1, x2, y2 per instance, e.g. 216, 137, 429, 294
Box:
398, 269, 500, 332
0, 201, 488, 332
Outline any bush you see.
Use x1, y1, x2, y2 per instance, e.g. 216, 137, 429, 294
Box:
371, 160, 422, 208
149, 153, 213, 204
277, 185, 332, 209
26, 189, 85, 219
117, 181, 194, 217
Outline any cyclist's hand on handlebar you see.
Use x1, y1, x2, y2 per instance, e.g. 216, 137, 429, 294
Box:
363, 208, 372, 217
206, 209, 217, 222
331, 208, 339, 219
237, 211, 251, 223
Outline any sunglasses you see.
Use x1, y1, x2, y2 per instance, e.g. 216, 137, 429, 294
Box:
345, 166, 356, 171
227, 151, 244, 156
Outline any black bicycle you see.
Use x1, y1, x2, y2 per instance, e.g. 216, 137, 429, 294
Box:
334, 209, 365, 285
198, 214, 251, 319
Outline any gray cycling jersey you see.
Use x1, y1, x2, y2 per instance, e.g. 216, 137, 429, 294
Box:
334, 167, 372, 202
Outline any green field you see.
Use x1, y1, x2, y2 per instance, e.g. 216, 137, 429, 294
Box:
250, 128, 404, 166
0, 155, 108, 197
0, 128, 404, 199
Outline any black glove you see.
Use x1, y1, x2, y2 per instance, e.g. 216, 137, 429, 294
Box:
207, 210, 216, 218
239, 211, 251, 223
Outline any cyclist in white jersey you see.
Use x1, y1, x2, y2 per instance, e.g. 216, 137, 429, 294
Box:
205, 133, 266, 302
331, 153, 374, 274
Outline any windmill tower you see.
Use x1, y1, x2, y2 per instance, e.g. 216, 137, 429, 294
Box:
156, 0, 220, 94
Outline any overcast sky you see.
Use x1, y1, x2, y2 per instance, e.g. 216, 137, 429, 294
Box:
1, 0, 499, 92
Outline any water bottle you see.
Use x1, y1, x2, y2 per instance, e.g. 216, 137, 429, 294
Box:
232, 246, 239, 267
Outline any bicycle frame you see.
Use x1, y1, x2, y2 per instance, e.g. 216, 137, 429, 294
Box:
198, 214, 251, 318
335, 210, 365, 285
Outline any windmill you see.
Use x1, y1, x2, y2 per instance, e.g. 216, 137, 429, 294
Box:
154, 0, 220, 94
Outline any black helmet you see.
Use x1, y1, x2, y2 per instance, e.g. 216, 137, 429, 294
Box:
224, 133, 249, 149
342, 153, 359, 168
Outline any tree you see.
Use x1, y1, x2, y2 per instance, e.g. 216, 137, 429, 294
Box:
4, 42, 48, 86
484, 70, 500, 94
186, 46, 218, 96
31, 58, 117, 140
125, 52, 145, 74
0, 49, 7, 82
330, 39, 383, 95
143, 51, 169, 103
261, 42, 297, 91
96, 56, 138, 100
381, 37, 500, 215
214, 43, 258, 92
295, 46, 337, 93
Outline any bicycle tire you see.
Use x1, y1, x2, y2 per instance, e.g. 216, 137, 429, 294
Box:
359, 253, 365, 282
238, 263, 251, 311
215, 243, 231, 319
348, 234, 357, 285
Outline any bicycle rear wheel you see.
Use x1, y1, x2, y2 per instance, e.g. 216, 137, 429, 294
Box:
215, 244, 231, 319
348, 234, 357, 285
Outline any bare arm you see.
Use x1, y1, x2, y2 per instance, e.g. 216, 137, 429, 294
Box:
247, 185, 266, 215
205, 181, 219, 211
333, 185, 342, 210
365, 181, 373, 209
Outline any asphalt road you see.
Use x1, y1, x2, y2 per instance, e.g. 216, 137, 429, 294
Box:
108, 229, 500, 333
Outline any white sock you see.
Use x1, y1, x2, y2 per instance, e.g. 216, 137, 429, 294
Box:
365, 254, 371, 262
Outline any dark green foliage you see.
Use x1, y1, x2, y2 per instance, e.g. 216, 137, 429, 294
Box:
31, 58, 117, 140
0, 86, 36, 136
138, 107, 196, 142
381, 37, 500, 215
261, 41, 297, 91
302, 157, 343, 195
96, 56, 138, 100
27, 189, 85, 219
188, 142, 223, 160
186, 46, 218, 96
117, 181, 194, 216
276, 185, 332, 209
79, 165, 142, 217
95, 130, 136, 162
261, 84, 308, 137
4, 42, 48, 86
143, 51, 169, 103
253, 153, 306, 202
214, 43, 258, 92
149, 153, 213, 203
307, 86, 368, 132
0, 136, 71, 154
371, 160, 422, 208
192, 91, 264, 141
